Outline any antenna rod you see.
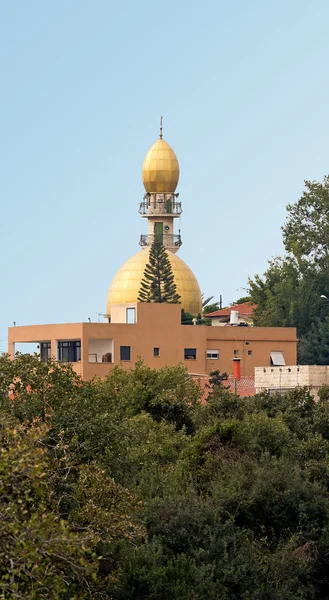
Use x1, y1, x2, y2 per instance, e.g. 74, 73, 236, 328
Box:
159, 115, 163, 139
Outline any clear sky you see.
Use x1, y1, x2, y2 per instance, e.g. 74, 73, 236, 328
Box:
1, 0, 329, 351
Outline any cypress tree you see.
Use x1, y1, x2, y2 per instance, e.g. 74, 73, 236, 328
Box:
138, 242, 181, 304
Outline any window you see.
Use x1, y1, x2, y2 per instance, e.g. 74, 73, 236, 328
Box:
234, 349, 239, 356
206, 350, 219, 360
270, 351, 285, 366
126, 308, 136, 324
120, 346, 131, 361
154, 347, 160, 357
248, 350, 253, 356
58, 341, 81, 363
40, 342, 51, 361
184, 348, 197, 360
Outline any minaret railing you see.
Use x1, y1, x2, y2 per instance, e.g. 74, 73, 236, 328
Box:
139, 233, 182, 248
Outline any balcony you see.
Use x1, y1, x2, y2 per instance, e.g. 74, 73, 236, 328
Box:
138, 199, 182, 217
139, 234, 182, 248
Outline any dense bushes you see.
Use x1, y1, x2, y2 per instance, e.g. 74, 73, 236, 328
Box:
2, 353, 329, 598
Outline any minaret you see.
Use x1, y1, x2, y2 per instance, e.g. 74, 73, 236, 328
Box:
139, 117, 182, 254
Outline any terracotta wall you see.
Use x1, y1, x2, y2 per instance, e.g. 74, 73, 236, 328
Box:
8, 304, 297, 380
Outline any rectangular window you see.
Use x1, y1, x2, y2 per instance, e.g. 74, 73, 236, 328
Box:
40, 342, 51, 361
270, 351, 285, 366
206, 350, 219, 360
120, 346, 131, 361
58, 340, 81, 363
154, 347, 160, 357
248, 350, 253, 356
184, 348, 197, 360
126, 308, 136, 324
234, 349, 239, 356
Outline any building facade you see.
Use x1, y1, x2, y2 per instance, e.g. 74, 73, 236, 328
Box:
8, 303, 297, 379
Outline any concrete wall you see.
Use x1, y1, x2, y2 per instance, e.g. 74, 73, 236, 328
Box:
255, 365, 329, 395
207, 326, 296, 377
110, 303, 137, 324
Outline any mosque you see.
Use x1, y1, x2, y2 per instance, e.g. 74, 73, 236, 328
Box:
8, 123, 297, 379
106, 119, 202, 318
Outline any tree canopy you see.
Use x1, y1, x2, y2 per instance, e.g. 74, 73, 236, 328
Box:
138, 242, 181, 304
249, 175, 329, 360
3, 352, 329, 597
282, 175, 329, 268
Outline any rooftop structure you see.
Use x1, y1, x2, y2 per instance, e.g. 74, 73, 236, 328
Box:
106, 119, 202, 317
207, 302, 257, 326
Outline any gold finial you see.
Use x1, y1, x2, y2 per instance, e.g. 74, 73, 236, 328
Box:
159, 115, 163, 139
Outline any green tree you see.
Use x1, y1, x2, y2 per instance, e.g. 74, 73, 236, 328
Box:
201, 294, 219, 315
282, 175, 329, 269
248, 175, 329, 354
234, 295, 252, 305
298, 316, 329, 364
0, 352, 81, 423
0, 415, 98, 599
203, 303, 219, 315
6, 349, 329, 597
138, 242, 181, 304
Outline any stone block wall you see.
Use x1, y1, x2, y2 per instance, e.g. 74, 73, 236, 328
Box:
255, 365, 329, 398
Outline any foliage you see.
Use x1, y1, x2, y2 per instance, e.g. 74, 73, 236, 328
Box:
234, 295, 252, 305
282, 175, 329, 268
138, 241, 181, 304
248, 175, 329, 362
201, 294, 220, 316
203, 302, 219, 315
201, 294, 214, 308
298, 316, 329, 364
0, 414, 98, 599
4, 353, 329, 596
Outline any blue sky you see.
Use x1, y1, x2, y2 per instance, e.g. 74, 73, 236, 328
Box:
1, 0, 329, 351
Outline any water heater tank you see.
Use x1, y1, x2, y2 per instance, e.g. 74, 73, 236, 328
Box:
230, 310, 239, 325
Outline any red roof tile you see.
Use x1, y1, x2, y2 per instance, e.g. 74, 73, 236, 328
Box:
206, 302, 257, 318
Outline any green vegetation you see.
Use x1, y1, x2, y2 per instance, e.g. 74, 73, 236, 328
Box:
249, 175, 329, 362
3, 353, 329, 597
201, 295, 219, 315
138, 241, 181, 304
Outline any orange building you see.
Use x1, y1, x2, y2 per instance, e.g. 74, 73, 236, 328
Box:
8, 121, 297, 377
8, 303, 296, 379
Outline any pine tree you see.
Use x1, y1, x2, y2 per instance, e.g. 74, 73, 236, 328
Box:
138, 242, 181, 304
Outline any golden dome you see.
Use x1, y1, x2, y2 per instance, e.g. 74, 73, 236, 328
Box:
107, 248, 202, 315
142, 138, 180, 193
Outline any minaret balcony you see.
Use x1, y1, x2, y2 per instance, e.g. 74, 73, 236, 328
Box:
138, 197, 182, 217
139, 233, 182, 248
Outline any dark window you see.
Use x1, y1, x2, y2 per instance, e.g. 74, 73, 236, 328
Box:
184, 348, 197, 360
248, 350, 253, 356
120, 346, 131, 361
40, 342, 51, 361
234, 349, 239, 356
58, 340, 81, 362
154, 347, 160, 357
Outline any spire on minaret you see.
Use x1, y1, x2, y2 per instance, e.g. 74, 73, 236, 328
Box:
140, 127, 182, 253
